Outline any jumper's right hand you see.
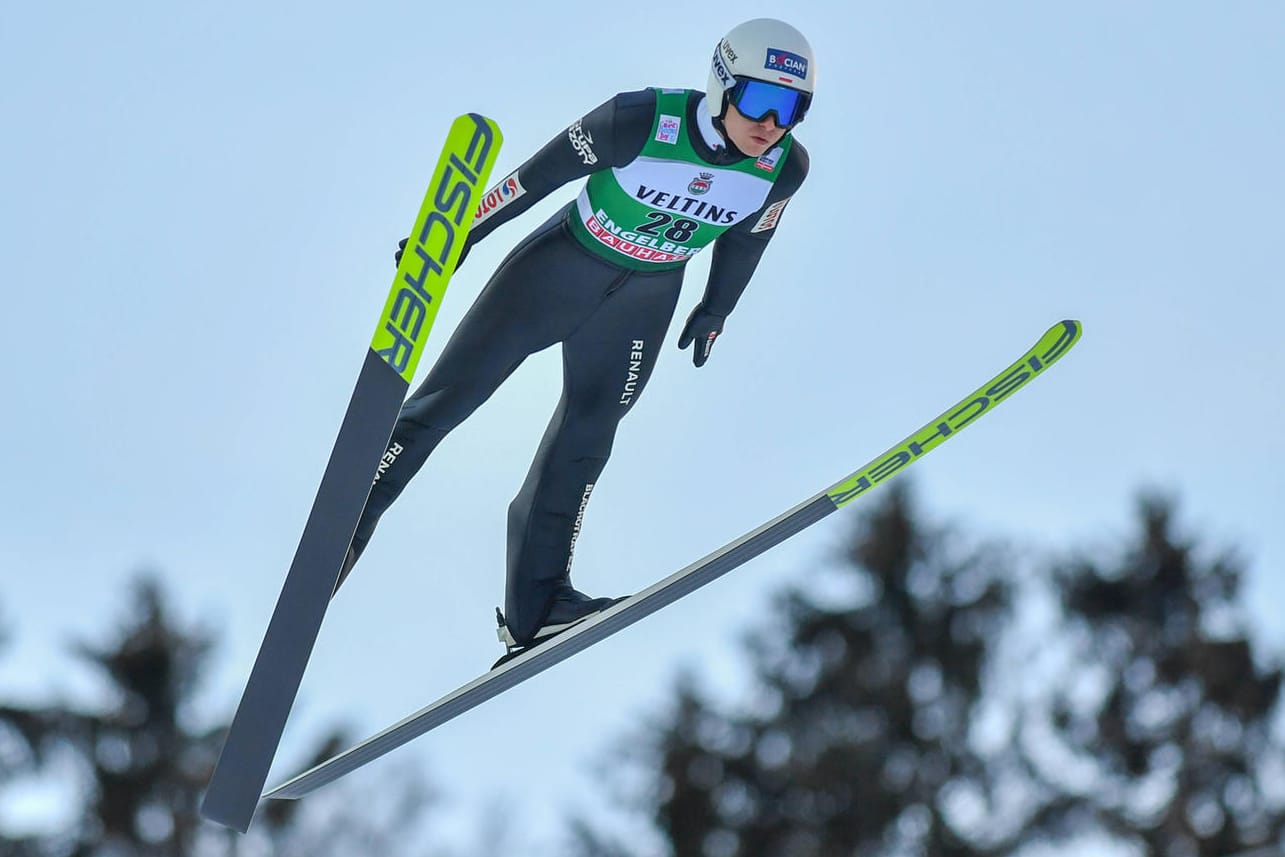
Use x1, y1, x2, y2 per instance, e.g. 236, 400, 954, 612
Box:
677, 305, 727, 368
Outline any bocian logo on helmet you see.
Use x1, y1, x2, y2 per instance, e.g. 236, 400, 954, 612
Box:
765, 48, 809, 80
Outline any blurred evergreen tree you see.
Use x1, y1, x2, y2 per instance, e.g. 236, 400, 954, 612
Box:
0, 575, 436, 856
569, 487, 1285, 857
1027, 494, 1285, 856
2, 602, 55, 857
573, 482, 1023, 857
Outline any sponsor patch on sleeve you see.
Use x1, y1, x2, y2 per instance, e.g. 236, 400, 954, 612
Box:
473, 170, 526, 225
568, 120, 598, 165
750, 197, 790, 233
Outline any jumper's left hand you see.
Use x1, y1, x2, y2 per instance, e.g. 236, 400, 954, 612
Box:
395, 236, 471, 270
677, 305, 726, 368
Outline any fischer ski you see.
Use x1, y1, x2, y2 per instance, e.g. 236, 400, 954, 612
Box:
200, 114, 504, 833
262, 318, 1084, 802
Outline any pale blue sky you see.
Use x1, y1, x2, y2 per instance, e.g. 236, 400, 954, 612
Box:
2, 1, 1282, 852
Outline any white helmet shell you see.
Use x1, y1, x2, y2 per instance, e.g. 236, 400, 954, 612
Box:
708, 18, 816, 117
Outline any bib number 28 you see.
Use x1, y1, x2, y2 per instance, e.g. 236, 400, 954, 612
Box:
637, 212, 699, 242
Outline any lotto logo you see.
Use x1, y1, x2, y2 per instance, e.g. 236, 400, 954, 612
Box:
474, 172, 526, 225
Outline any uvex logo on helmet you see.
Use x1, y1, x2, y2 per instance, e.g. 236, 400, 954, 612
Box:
712, 42, 734, 88
765, 48, 808, 80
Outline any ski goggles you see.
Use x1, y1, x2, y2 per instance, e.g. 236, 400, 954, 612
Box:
727, 77, 812, 128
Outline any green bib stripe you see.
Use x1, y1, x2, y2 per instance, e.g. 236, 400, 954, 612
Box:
569, 89, 793, 271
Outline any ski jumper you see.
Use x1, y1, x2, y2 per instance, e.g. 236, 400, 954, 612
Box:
345, 88, 809, 646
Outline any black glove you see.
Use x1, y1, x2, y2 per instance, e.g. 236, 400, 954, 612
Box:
677, 305, 727, 368
394, 236, 471, 269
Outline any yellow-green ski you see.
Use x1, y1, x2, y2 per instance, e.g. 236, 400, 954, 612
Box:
374, 114, 503, 382
826, 319, 1082, 507
201, 114, 503, 833
261, 320, 1083, 804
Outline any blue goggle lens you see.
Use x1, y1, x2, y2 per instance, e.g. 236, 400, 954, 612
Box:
730, 78, 810, 127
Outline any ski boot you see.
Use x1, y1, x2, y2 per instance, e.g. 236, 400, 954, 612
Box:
493, 583, 627, 668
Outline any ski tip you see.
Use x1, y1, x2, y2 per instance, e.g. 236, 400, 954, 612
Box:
1032, 320, 1083, 362
459, 112, 503, 137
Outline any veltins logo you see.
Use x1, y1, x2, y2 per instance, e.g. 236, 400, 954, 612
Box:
688, 172, 714, 195
765, 47, 808, 80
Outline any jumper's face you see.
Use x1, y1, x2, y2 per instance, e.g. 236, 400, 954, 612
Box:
722, 102, 788, 157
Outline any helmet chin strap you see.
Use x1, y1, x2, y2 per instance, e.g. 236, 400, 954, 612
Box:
712, 94, 751, 161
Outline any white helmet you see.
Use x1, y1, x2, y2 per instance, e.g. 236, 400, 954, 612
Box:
708, 18, 816, 124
